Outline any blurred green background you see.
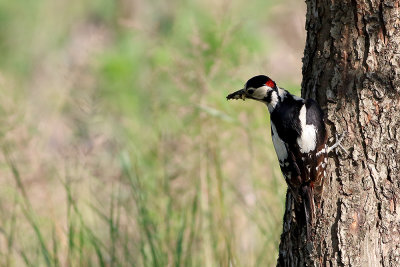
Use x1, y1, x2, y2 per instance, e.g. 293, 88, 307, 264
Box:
0, 0, 305, 266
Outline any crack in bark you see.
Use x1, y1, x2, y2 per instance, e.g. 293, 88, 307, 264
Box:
378, 0, 388, 44
353, 83, 368, 165
355, 6, 384, 204
353, 81, 381, 201
351, 0, 361, 36
331, 198, 344, 267
353, 76, 386, 266
361, 17, 370, 70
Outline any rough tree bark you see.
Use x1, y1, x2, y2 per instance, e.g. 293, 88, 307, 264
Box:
278, 1, 400, 266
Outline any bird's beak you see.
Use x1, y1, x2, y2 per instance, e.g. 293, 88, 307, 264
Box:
226, 89, 246, 101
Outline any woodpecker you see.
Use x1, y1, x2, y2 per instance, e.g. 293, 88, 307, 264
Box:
227, 75, 330, 237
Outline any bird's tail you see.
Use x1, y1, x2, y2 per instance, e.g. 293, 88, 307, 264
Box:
301, 184, 315, 239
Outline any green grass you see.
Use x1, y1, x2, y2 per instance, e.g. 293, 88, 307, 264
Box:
0, 0, 304, 266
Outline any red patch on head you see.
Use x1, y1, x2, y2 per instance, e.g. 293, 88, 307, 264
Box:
265, 80, 275, 88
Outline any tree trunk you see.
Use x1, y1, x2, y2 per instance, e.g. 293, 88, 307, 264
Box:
278, 1, 400, 266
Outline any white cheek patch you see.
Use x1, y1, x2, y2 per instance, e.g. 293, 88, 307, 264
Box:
252, 86, 269, 99
271, 122, 288, 163
268, 91, 279, 113
297, 105, 317, 153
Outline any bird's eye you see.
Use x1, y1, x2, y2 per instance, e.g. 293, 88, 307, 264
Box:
247, 89, 254, 94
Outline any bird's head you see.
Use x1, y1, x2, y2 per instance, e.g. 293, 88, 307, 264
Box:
227, 75, 280, 111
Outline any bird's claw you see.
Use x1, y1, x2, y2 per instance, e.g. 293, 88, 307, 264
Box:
327, 131, 348, 155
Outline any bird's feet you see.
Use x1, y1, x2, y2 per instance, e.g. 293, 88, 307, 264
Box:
327, 131, 348, 155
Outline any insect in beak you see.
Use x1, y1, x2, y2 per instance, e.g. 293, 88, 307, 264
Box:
226, 89, 246, 101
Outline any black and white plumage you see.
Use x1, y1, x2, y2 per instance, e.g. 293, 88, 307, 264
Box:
227, 75, 328, 235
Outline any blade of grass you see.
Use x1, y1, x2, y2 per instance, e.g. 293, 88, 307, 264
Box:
3, 147, 52, 267
6, 194, 18, 267
62, 175, 109, 265
20, 249, 34, 267
174, 209, 187, 267
90, 234, 106, 267
109, 183, 117, 267
119, 151, 164, 266
183, 179, 200, 267
52, 225, 60, 267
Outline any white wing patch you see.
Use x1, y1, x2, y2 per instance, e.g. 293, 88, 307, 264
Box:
271, 122, 288, 165
297, 104, 317, 153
